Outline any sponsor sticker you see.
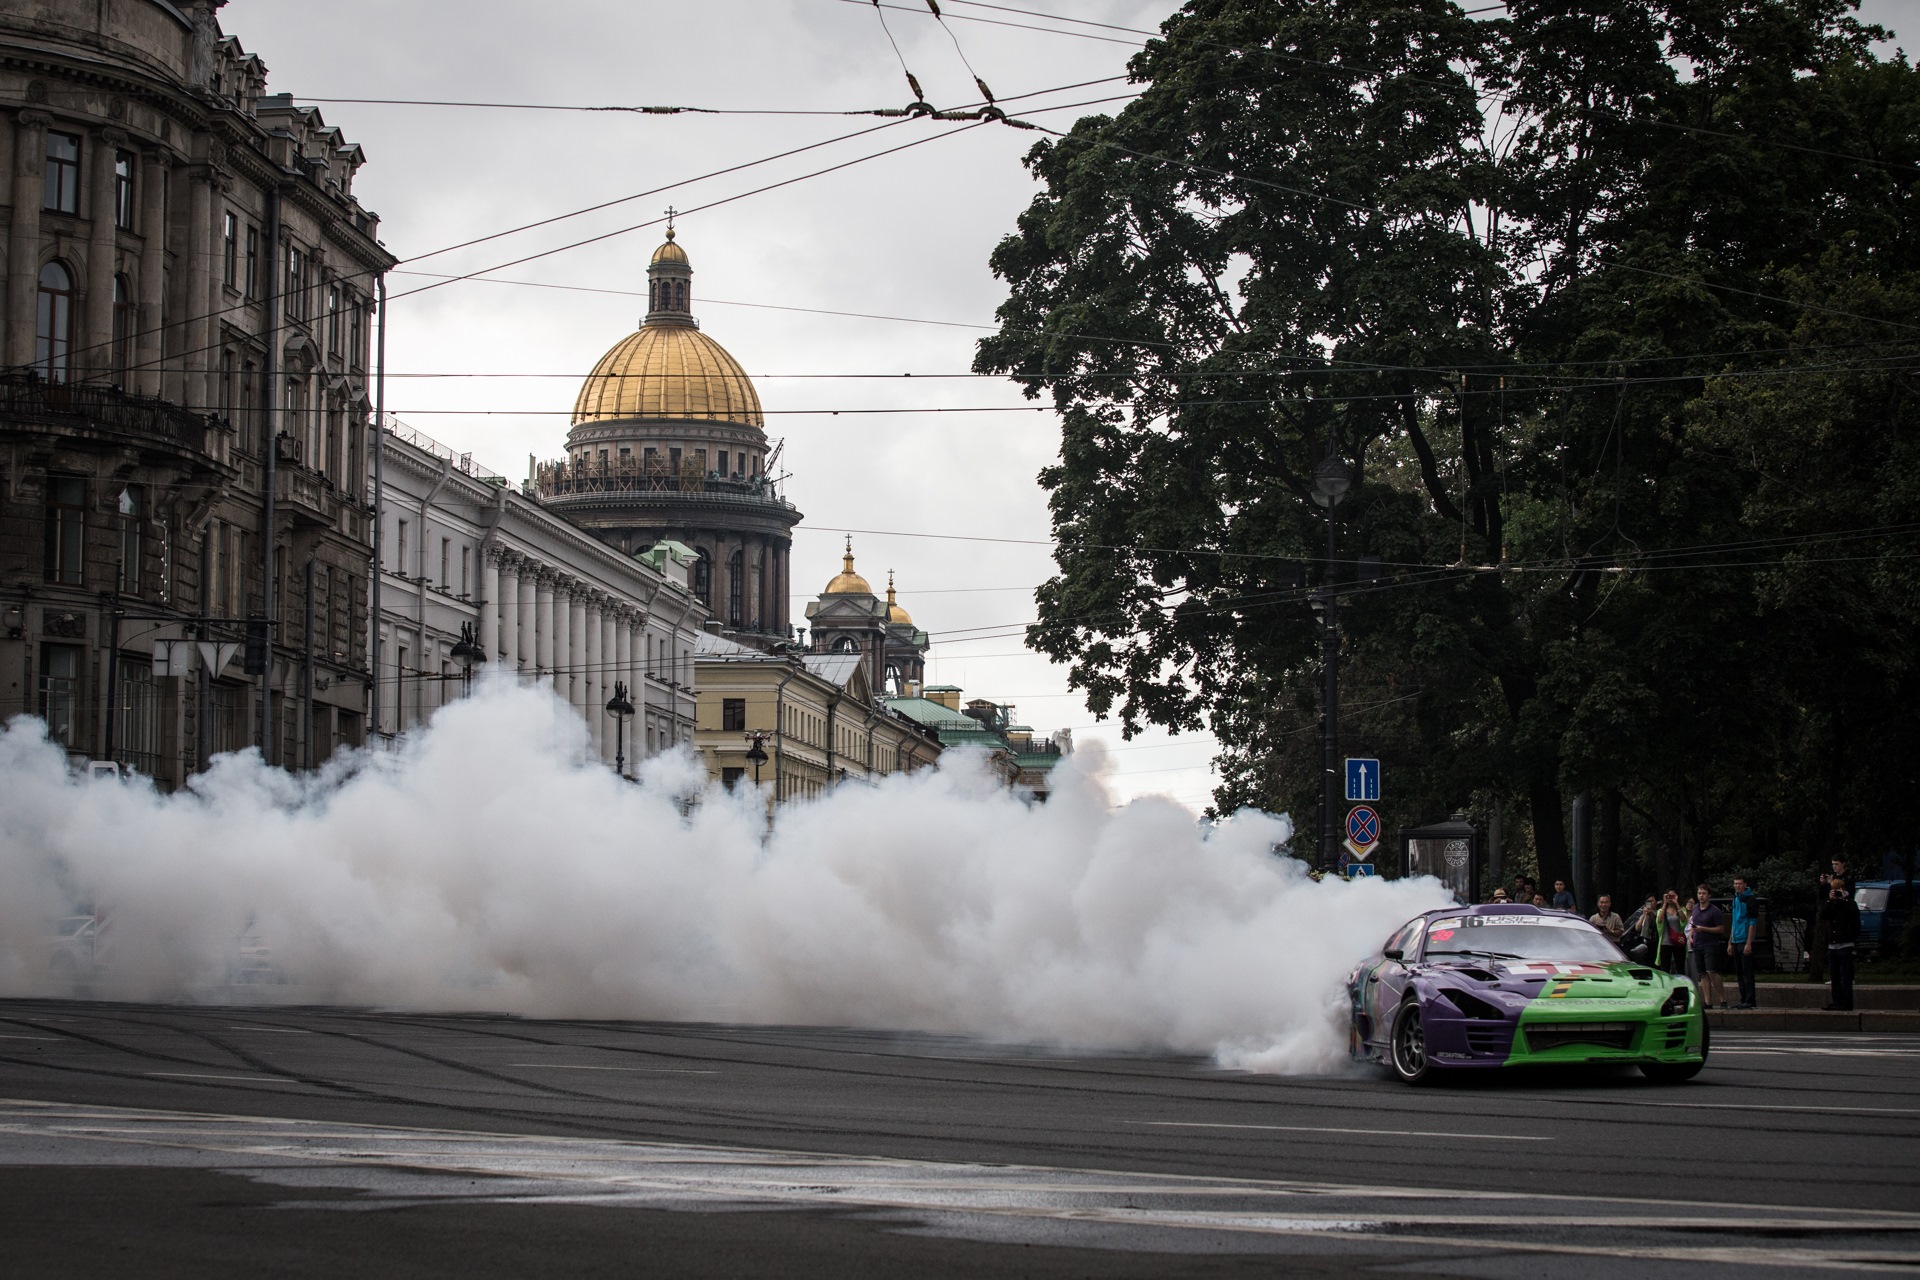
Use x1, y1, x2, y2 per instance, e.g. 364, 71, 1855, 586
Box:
1430, 929, 1456, 941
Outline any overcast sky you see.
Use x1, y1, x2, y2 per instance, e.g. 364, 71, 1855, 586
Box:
227, 0, 1912, 817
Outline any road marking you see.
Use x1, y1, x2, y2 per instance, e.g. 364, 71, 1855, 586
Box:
1133, 1121, 1551, 1142
505, 1064, 717, 1074
143, 1073, 307, 1086
0, 1035, 57, 1041
224, 1027, 312, 1034
1629, 1099, 1920, 1117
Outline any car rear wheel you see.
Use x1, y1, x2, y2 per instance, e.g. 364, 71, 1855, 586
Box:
1641, 1019, 1709, 1083
1389, 1002, 1433, 1085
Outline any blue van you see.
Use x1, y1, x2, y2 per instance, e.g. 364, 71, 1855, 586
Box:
1855, 880, 1913, 958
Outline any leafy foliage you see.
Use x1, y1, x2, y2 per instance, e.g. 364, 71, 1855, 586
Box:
978, 0, 1920, 896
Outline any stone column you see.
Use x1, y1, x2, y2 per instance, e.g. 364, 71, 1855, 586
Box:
134, 146, 167, 397
183, 163, 214, 411
480, 552, 501, 667
84, 127, 122, 379
8, 111, 50, 368
566, 589, 586, 713
551, 582, 571, 700
583, 595, 603, 756
517, 565, 536, 674
534, 570, 554, 675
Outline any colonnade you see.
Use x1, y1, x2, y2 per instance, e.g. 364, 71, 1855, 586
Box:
478, 549, 686, 764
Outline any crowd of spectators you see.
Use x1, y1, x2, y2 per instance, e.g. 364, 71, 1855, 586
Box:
1481, 859, 1865, 1012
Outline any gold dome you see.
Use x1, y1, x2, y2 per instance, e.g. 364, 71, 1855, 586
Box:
824, 539, 871, 595
572, 324, 764, 427
651, 231, 689, 265
886, 571, 912, 624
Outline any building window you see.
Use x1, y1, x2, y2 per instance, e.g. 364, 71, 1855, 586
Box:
440, 538, 450, 589
286, 245, 307, 322
669, 446, 682, 475
396, 518, 408, 573
43, 132, 80, 213
693, 552, 711, 608
325, 407, 341, 479
116, 659, 158, 775
723, 698, 746, 731
460, 546, 470, 597
326, 283, 341, 354
39, 644, 82, 747
244, 224, 259, 300
728, 550, 743, 627
240, 361, 258, 451
218, 349, 235, 422
348, 294, 363, 369
44, 477, 85, 585
36, 261, 74, 382
119, 485, 143, 596
222, 212, 238, 287
114, 151, 136, 229
111, 274, 134, 380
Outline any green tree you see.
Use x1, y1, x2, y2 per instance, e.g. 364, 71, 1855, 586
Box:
979, 0, 1919, 892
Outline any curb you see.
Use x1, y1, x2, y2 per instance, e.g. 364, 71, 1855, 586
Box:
1707, 1009, 1920, 1033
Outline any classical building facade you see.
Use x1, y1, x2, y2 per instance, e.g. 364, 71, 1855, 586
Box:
530, 230, 800, 645
884, 685, 1073, 801
375, 421, 705, 766
694, 629, 942, 802
0, 1, 390, 783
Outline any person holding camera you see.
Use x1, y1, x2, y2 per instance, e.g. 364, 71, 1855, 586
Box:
1824, 877, 1861, 1012
1653, 890, 1689, 975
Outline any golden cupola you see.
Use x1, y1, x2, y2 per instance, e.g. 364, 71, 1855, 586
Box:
570, 229, 765, 429
886, 571, 912, 624
824, 539, 872, 595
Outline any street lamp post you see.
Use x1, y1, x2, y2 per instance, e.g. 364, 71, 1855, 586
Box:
605, 680, 635, 778
1310, 453, 1354, 872
744, 730, 770, 787
449, 621, 485, 697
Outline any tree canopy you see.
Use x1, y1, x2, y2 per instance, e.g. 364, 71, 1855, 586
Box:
978, 0, 1920, 898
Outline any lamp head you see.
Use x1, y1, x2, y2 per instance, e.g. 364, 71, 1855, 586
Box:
1310, 455, 1353, 509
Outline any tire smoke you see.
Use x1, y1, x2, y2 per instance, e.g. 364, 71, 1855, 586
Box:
0, 680, 1450, 1073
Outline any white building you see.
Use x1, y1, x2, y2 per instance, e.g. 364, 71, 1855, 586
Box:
373, 421, 705, 767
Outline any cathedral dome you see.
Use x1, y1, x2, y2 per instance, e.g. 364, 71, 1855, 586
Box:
824, 542, 871, 595
571, 326, 764, 427
651, 231, 690, 265
886, 572, 912, 624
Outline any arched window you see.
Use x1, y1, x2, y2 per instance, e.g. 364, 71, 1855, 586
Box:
693, 552, 711, 609
111, 274, 134, 380
728, 550, 743, 627
832, 636, 858, 654
35, 261, 74, 382
673, 280, 688, 310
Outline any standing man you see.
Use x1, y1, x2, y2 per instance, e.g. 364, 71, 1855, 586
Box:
1551, 879, 1578, 913
1590, 895, 1626, 942
1825, 876, 1861, 1012
1688, 884, 1730, 1010
1729, 875, 1760, 1010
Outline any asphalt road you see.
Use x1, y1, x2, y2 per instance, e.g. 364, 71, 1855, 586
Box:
0, 999, 1916, 1278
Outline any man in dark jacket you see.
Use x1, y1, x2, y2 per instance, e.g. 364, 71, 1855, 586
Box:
1825, 878, 1862, 1012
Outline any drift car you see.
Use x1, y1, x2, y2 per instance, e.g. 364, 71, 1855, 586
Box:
1349, 904, 1708, 1084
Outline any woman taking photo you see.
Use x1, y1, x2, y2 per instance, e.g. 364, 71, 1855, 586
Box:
1653, 890, 1690, 974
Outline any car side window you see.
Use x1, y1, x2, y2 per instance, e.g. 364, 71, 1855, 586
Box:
1384, 919, 1425, 961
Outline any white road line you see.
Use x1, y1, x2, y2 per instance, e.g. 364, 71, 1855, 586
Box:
1133, 1121, 1551, 1142
0, 1035, 57, 1041
504, 1064, 717, 1074
1629, 1099, 1920, 1117
224, 1027, 312, 1034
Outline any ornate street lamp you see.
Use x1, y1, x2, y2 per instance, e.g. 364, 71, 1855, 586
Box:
449, 621, 486, 696
1310, 453, 1354, 872
605, 680, 635, 778
744, 729, 770, 786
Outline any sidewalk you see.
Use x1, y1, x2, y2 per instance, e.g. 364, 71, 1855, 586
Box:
1704, 983, 1920, 1031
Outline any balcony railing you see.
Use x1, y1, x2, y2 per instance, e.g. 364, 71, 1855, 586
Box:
531, 458, 793, 508
0, 370, 224, 454
382, 416, 505, 483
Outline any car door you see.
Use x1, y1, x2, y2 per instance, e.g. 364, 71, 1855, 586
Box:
1364, 919, 1425, 1047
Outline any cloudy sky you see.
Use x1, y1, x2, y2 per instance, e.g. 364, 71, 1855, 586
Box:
227, 0, 1911, 816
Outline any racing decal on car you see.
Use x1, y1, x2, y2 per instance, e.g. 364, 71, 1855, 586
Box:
1500, 961, 1611, 977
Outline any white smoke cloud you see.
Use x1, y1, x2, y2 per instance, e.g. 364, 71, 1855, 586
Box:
0, 680, 1450, 1073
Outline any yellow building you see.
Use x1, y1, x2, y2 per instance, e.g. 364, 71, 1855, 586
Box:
695, 630, 942, 801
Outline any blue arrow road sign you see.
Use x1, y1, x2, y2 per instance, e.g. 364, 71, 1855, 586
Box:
1346, 757, 1381, 802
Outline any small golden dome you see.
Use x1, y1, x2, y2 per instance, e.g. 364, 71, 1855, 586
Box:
825, 539, 871, 595
572, 324, 764, 427
651, 231, 689, 266
886, 571, 912, 624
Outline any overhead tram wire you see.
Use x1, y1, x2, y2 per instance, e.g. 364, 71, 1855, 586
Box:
67, 69, 1105, 378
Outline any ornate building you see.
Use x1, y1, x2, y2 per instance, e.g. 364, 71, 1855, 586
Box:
531, 229, 799, 644
373, 421, 704, 767
804, 541, 928, 696
0, 1, 391, 783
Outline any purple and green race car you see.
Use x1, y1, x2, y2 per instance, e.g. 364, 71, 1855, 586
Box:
1349, 903, 1708, 1085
